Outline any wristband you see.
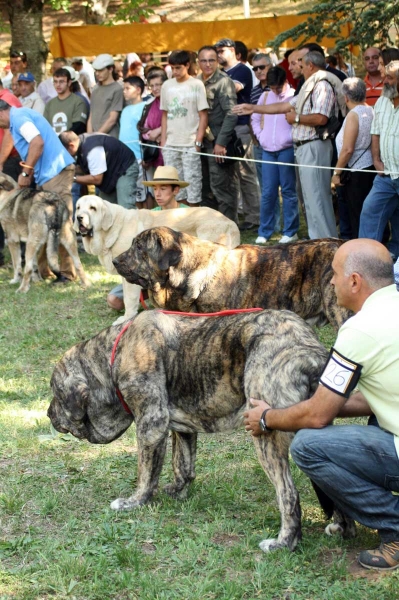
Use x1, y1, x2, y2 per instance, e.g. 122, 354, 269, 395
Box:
19, 161, 34, 170
259, 409, 273, 433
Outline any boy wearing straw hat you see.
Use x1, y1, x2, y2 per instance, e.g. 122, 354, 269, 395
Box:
107, 166, 189, 311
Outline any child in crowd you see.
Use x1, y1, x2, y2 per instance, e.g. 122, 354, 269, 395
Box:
119, 75, 146, 202
106, 166, 189, 312
144, 165, 189, 210
160, 50, 208, 206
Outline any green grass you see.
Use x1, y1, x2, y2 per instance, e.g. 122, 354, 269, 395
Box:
0, 241, 397, 600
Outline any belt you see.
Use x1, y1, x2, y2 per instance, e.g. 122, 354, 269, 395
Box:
294, 138, 318, 147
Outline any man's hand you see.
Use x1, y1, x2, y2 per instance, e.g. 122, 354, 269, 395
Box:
17, 172, 32, 188
243, 399, 272, 437
213, 143, 227, 163
374, 159, 385, 175
285, 111, 297, 125
232, 103, 254, 116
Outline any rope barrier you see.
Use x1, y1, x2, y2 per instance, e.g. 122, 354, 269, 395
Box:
133, 140, 399, 177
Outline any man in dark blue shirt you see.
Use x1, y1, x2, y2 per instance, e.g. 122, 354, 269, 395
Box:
215, 38, 260, 231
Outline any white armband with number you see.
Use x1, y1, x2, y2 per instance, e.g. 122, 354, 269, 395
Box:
319, 347, 362, 398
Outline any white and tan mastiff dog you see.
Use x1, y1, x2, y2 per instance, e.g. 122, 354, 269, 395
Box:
74, 196, 240, 324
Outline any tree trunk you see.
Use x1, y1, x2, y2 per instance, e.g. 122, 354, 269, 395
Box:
5, 0, 48, 83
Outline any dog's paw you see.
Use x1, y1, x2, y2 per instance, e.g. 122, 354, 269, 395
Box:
259, 538, 284, 553
163, 483, 189, 500
9, 277, 21, 285
324, 523, 344, 537
112, 315, 129, 326
16, 284, 29, 294
110, 497, 143, 510
31, 272, 42, 283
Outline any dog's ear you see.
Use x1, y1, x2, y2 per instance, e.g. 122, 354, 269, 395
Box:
0, 174, 17, 192
64, 382, 90, 421
101, 201, 115, 231
157, 236, 182, 270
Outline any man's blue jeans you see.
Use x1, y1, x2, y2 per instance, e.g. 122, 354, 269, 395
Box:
258, 147, 299, 240
291, 424, 399, 542
359, 174, 399, 258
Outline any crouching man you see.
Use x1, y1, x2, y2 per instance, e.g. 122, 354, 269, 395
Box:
244, 238, 399, 571
59, 130, 138, 209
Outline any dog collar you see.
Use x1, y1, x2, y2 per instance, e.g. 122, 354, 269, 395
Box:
110, 321, 134, 415
110, 307, 264, 415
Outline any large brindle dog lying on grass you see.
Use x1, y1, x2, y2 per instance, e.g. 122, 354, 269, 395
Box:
113, 227, 351, 330
48, 309, 354, 553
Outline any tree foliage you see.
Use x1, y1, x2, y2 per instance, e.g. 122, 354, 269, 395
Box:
271, 0, 399, 51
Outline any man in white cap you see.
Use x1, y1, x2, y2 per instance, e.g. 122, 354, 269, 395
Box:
88, 53, 123, 138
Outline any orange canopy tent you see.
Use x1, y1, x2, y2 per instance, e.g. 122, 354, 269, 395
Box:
49, 15, 353, 57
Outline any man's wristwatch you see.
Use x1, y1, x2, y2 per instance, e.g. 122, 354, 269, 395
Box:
194, 141, 202, 148
259, 409, 273, 433
333, 171, 341, 177
294, 114, 300, 125
21, 171, 30, 178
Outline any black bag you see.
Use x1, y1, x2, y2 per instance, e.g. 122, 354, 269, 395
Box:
218, 130, 245, 167
309, 81, 343, 141
338, 143, 371, 186
339, 168, 352, 185
142, 140, 160, 164
315, 115, 342, 141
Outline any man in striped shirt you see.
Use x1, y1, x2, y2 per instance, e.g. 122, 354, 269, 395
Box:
359, 60, 399, 261
364, 47, 383, 107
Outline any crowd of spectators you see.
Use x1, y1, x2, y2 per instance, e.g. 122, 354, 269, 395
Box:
1, 41, 399, 270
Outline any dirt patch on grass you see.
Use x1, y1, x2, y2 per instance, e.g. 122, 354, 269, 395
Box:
212, 532, 241, 547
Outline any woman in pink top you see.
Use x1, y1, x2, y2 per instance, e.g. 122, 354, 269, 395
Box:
251, 67, 299, 244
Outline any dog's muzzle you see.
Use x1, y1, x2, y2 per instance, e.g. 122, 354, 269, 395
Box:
76, 216, 93, 237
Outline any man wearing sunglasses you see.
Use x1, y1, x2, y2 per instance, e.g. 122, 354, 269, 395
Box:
215, 38, 260, 232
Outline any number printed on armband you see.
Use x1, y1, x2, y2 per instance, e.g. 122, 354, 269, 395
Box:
319, 348, 362, 397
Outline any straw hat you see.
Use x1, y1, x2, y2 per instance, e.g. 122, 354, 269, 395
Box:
143, 166, 189, 188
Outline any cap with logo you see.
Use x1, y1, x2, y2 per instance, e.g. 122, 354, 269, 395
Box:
17, 72, 35, 83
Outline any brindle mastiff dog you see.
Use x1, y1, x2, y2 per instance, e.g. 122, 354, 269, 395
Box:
48, 309, 353, 553
0, 173, 89, 293
113, 227, 351, 329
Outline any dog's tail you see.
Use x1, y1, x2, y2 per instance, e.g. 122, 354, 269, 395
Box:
311, 480, 334, 519
47, 228, 61, 279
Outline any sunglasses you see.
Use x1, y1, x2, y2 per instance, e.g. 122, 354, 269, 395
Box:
252, 65, 267, 72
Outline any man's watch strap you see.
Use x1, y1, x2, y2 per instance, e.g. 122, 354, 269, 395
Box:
259, 408, 273, 433
194, 141, 202, 147
294, 114, 300, 124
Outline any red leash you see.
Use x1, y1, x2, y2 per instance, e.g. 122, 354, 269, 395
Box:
110, 307, 263, 415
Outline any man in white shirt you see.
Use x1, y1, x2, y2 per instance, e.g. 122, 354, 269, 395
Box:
17, 72, 45, 114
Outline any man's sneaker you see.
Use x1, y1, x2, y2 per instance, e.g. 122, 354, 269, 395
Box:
279, 234, 299, 244
358, 541, 399, 571
255, 236, 268, 244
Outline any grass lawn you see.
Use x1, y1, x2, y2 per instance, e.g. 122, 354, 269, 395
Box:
0, 230, 398, 600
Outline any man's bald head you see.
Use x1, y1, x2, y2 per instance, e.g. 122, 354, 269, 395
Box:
338, 239, 393, 288
331, 239, 394, 313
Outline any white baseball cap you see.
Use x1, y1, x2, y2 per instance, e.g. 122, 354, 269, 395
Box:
92, 54, 114, 70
